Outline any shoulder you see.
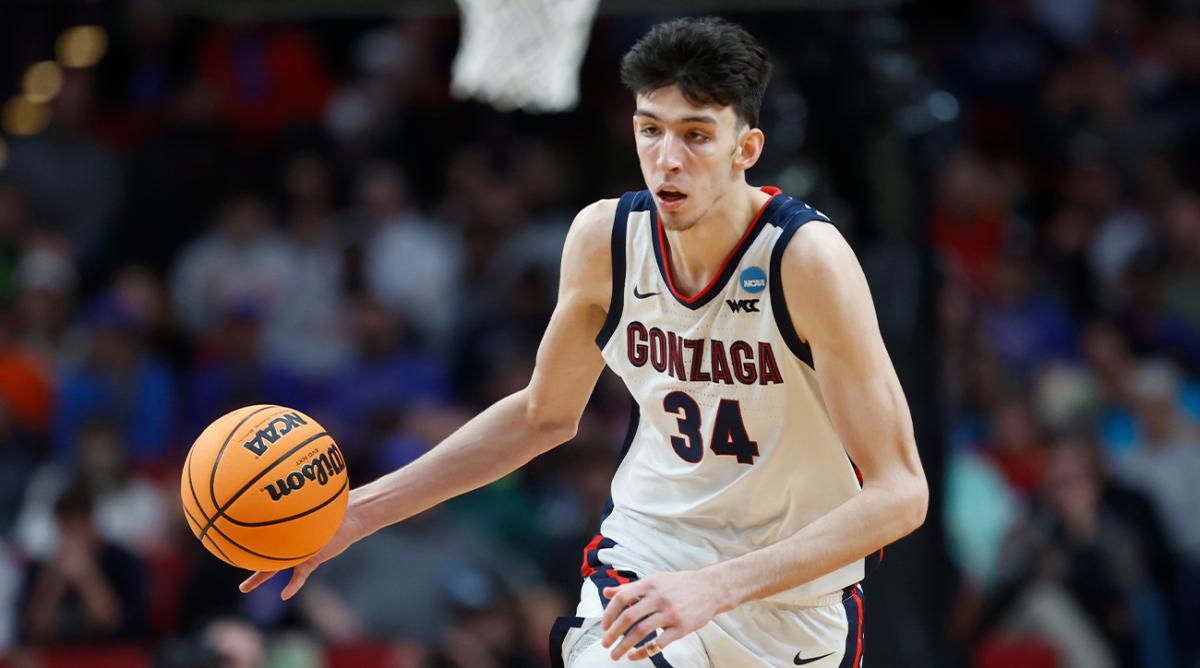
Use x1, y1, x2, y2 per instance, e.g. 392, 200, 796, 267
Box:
777, 221, 874, 344
779, 221, 860, 285
559, 199, 620, 303
561, 198, 619, 267
565, 198, 619, 249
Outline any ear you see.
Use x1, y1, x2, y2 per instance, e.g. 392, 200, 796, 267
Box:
732, 127, 765, 171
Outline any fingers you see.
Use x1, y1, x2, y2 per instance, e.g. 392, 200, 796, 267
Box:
600, 595, 655, 648
600, 582, 647, 631
239, 570, 278, 593
238, 557, 323, 600
280, 559, 320, 600
627, 626, 682, 661
607, 612, 666, 661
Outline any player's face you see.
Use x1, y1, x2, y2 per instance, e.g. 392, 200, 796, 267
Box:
632, 86, 747, 231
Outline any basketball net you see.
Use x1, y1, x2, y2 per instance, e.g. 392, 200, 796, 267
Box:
451, 0, 600, 113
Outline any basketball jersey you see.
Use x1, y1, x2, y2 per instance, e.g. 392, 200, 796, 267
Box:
591, 186, 865, 604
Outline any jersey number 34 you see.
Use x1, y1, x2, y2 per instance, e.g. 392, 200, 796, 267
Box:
663, 391, 759, 465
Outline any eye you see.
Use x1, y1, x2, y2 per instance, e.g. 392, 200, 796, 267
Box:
688, 131, 710, 142
640, 125, 660, 137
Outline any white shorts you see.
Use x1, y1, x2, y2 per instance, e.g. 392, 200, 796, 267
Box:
550, 573, 865, 667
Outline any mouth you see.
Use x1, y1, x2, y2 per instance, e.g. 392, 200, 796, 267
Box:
656, 186, 688, 210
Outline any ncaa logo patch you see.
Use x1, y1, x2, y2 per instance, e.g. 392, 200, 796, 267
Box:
739, 266, 767, 294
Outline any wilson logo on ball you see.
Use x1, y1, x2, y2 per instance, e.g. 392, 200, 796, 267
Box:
261, 445, 347, 502
242, 413, 309, 456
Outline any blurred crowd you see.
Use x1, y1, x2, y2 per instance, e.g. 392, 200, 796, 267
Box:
931, 1, 1200, 666
0, 0, 1196, 667
0, 6, 632, 667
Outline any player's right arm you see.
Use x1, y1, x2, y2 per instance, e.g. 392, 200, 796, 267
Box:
240, 198, 618, 599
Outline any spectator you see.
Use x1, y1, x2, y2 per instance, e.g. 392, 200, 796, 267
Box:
1112, 360, 1200, 564
13, 239, 79, 376
987, 439, 1162, 667
357, 162, 463, 348
1040, 205, 1099, 319
108, 264, 190, 372
977, 250, 1078, 380
325, 296, 451, 476
983, 398, 1050, 496
14, 418, 168, 560
171, 192, 291, 337
0, 307, 52, 438
262, 151, 352, 378
1114, 248, 1200, 372
195, 22, 334, 138
1071, 159, 1154, 298
96, 0, 190, 143
18, 487, 148, 645
1157, 191, 1200, 334
51, 292, 176, 463
3, 71, 124, 268
185, 301, 307, 436
929, 149, 1012, 290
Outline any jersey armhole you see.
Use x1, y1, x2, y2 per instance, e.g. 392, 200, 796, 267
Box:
768, 211, 828, 369
595, 193, 635, 349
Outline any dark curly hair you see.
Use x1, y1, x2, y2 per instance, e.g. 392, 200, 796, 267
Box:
620, 17, 772, 128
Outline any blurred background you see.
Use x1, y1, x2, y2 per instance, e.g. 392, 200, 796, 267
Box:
0, 0, 1198, 666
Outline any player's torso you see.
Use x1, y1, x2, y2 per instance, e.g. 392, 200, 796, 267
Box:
594, 189, 864, 602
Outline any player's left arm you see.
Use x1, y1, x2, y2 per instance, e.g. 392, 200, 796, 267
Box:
602, 221, 928, 661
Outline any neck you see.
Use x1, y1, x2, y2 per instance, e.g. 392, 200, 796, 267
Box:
662, 183, 771, 296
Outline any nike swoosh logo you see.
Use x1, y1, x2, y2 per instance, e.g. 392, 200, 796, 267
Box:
794, 651, 835, 665
633, 287, 659, 299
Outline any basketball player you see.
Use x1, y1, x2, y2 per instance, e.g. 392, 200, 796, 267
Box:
241, 17, 927, 666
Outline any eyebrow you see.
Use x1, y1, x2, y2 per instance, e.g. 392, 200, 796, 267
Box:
634, 109, 719, 125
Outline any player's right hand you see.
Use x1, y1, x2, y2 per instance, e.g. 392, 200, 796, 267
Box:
238, 500, 368, 600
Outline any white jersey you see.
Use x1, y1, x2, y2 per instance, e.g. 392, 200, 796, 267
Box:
589, 187, 867, 605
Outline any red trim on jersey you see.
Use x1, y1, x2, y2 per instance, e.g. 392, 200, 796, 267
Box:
580, 534, 605, 577
608, 568, 631, 585
852, 588, 864, 667
656, 185, 780, 303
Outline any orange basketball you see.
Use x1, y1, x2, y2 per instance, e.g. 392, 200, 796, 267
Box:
180, 405, 349, 571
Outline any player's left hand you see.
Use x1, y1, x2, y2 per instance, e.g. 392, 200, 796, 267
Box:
600, 570, 725, 661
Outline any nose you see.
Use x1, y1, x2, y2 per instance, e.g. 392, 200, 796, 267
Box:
656, 132, 683, 173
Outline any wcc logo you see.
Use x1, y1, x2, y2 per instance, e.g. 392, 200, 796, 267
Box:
728, 266, 766, 313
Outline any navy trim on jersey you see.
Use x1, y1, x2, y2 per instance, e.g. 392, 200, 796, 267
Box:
648, 640, 676, 667
767, 203, 830, 369
596, 193, 636, 349
628, 190, 655, 212
649, 189, 786, 310
839, 584, 865, 668
549, 616, 585, 668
